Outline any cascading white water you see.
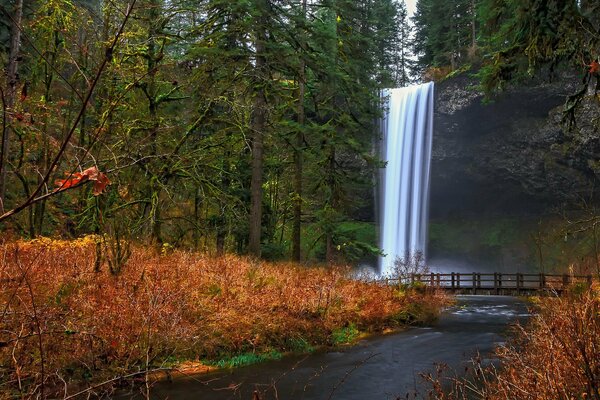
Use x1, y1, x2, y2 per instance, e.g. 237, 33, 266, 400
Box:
379, 82, 434, 276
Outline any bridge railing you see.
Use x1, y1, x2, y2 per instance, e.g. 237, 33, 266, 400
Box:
384, 272, 594, 293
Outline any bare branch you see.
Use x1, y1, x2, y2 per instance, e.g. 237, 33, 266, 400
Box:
0, 0, 138, 223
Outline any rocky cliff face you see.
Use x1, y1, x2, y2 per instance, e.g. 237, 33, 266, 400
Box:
430, 73, 600, 219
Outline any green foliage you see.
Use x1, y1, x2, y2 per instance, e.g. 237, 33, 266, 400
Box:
391, 302, 440, 325
261, 242, 288, 261
334, 222, 381, 261
330, 323, 360, 345
209, 350, 283, 368
0, 0, 412, 262
567, 281, 592, 298
286, 336, 316, 353
476, 0, 599, 97
412, 0, 600, 115
413, 0, 479, 73
301, 221, 380, 262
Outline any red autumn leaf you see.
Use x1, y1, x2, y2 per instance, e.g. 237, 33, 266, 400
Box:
54, 172, 85, 191
92, 170, 111, 196
589, 61, 599, 75
54, 166, 111, 196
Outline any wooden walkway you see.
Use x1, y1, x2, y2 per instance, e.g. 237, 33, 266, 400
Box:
389, 273, 594, 296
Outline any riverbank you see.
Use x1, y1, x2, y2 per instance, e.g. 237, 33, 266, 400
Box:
140, 295, 529, 400
0, 237, 448, 399
425, 284, 600, 400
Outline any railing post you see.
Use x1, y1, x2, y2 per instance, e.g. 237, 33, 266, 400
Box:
587, 275, 593, 286
539, 273, 544, 289
436, 273, 441, 288
516, 273, 522, 294
472, 272, 477, 294
562, 274, 570, 289
451, 272, 455, 289
520, 273, 524, 291
456, 273, 461, 288
430, 273, 435, 287
493, 272, 498, 294
498, 273, 503, 294
477, 273, 482, 289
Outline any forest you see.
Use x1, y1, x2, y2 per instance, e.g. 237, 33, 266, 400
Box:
0, 0, 414, 264
0, 0, 598, 262
0, 0, 599, 399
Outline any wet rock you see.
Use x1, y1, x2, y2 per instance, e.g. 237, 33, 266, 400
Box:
430, 73, 600, 218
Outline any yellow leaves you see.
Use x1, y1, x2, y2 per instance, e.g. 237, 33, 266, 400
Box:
336, 15, 341, 23
161, 242, 174, 256
17, 235, 101, 250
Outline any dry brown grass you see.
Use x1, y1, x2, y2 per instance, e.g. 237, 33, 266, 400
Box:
0, 237, 447, 399
487, 286, 600, 400
422, 284, 600, 400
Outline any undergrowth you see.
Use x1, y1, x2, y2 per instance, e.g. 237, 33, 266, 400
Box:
207, 351, 283, 368
0, 237, 447, 399
420, 283, 600, 400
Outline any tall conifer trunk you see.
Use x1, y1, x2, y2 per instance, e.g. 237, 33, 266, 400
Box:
325, 144, 337, 264
471, 0, 477, 50
139, 0, 163, 244
248, 10, 267, 257
292, 0, 307, 262
0, 0, 23, 213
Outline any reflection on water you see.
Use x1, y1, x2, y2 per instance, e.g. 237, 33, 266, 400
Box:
122, 296, 528, 400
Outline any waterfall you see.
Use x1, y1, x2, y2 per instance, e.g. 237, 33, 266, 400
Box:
379, 82, 434, 276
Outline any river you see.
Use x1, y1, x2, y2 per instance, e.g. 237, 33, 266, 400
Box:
129, 295, 529, 400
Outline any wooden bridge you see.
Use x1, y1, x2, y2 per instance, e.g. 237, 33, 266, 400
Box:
388, 272, 594, 296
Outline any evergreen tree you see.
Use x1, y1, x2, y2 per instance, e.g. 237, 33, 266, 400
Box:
372, 0, 414, 87
0, 0, 410, 263
412, 0, 478, 73
477, 0, 599, 94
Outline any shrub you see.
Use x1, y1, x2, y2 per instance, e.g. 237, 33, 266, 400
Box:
421, 285, 600, 400
331, 324, 360, 345
0, 238, 448, 398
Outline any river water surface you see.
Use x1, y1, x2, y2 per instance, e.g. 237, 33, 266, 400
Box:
138, 296, 529, 400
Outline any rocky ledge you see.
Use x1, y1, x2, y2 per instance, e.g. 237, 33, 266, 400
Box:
430, 72, 600, 218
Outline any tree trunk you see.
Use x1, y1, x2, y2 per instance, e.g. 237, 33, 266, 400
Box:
144, 0, 163, 244
292, 0, 307, 262
32, 27, 61, 236
0, 0, 24, 213
193, 186, 202, 249
216, 229, 226, 256
471, 0, 477, 50
216, 144, 231, 256
248, 19, 267, 258
325, 145, 337, 264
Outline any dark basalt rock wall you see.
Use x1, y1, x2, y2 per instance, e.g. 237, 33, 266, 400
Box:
430, 74, 600, 219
